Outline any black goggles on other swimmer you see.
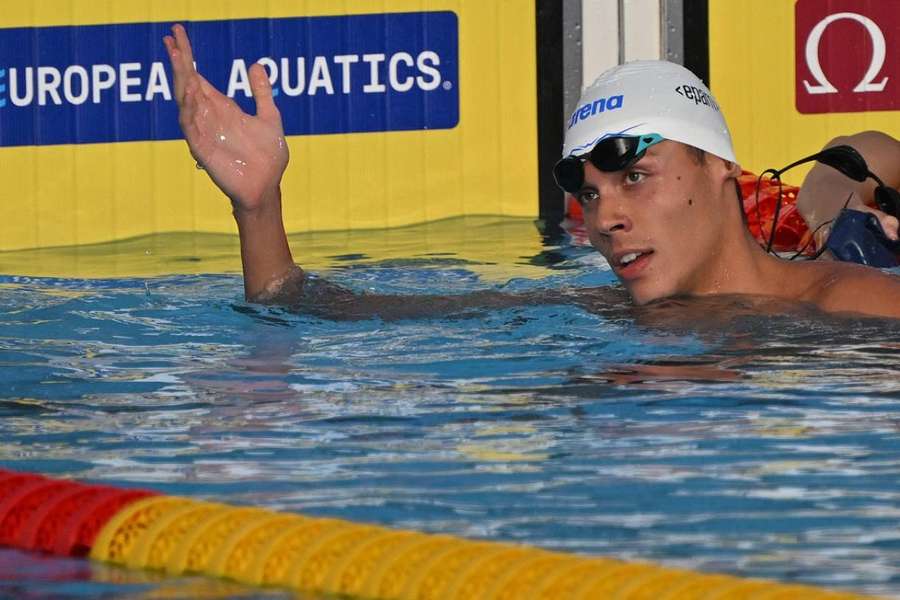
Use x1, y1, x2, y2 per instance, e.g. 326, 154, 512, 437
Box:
553, 133, 665, 195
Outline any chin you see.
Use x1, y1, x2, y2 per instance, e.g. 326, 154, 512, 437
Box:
625, 281, 678, 306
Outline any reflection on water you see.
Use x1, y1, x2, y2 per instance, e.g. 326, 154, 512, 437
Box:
0, 219, 899, 598
0, 548, 293, 599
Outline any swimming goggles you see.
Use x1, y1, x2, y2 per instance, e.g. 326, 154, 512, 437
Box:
552, 133, 665, 194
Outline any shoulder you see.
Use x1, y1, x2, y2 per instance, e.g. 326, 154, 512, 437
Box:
803, 261, 900, 318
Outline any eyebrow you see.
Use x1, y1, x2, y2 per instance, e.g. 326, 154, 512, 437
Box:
631, 153, 660, 167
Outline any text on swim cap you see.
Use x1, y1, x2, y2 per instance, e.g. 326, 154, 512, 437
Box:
567, 94, 624, 129
674, 85, 720, 111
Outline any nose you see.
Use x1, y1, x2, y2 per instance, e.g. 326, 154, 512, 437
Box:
586, 195, 632, 236
581, 162, 632, 237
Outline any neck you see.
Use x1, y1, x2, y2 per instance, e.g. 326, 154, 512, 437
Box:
686, 196, 788, 298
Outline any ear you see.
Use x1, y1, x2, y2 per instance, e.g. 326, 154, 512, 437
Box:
721, 159, 742, 178
707, 157, 741, 190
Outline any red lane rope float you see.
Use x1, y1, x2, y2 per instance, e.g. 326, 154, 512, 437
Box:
0, 468, 876, 599
0, 468, 156, 558
25, 484, 106, 553
0, 479, 72, 547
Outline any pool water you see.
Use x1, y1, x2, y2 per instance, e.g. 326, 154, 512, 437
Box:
1, 217, 899, 599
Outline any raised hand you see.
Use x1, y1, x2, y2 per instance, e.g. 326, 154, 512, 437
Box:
163, 24, 298, 301
163, 24, 289, 214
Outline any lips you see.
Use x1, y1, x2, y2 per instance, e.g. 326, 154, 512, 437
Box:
612, 249, 654, 280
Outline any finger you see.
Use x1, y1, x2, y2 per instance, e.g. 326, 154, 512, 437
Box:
163, 34, 186, 103
248, 62, 280, 122
880, 214, 899, 241
179, 78, 200, 133
165, 28, 197, 105
167, 24, 196, 103
171, 24, 196, 74
184, 78, 216, 139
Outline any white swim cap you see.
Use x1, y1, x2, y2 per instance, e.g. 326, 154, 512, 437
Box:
562, 60, 736, 163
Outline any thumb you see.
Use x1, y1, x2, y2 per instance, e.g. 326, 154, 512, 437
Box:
249, 62, 279, 122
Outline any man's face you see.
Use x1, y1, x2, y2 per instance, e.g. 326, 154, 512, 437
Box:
577, 141, 726, 304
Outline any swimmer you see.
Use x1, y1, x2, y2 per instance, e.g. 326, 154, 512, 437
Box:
162, 25, 900, 319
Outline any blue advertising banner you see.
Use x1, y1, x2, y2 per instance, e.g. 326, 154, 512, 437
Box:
0, 12, 459, 147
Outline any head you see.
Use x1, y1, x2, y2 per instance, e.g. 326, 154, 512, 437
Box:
556, 61, 742, 304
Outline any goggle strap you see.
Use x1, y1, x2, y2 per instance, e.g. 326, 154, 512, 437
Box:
634, 133, 664, 156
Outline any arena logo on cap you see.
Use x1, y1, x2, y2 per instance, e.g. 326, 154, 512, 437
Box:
795, 0, 899, 114
0, 12, 459, 148
567, 94, 624, 129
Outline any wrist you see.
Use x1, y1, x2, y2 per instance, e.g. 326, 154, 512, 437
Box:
231, 186, 282, 220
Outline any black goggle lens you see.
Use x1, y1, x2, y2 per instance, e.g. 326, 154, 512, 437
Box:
874, 185, 900, 219
552, 159, 585, 196
552, 136, 657, 194
592, 137, 637, 171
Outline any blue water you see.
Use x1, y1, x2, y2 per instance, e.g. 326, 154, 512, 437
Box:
1, 219, 899, 598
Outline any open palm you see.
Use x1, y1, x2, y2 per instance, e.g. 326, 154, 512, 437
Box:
163, 24, 289, 212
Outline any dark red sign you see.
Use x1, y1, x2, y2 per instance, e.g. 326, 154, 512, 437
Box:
795, 0, 900, 114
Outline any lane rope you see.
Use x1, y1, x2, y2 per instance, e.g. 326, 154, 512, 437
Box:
0, 468, 872, 599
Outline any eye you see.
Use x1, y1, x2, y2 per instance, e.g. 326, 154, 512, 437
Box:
624, 171, 645, 184
575, 189, 599, 207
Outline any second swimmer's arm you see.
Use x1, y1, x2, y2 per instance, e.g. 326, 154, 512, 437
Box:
796, 131, 900, 247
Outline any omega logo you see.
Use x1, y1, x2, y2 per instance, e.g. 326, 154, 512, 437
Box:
803, 12, 889, 95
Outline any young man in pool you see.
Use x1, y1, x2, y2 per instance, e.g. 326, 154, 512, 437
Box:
162, 25, 900, 319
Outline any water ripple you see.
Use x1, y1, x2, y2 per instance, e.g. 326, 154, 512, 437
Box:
1, 233, 899, 597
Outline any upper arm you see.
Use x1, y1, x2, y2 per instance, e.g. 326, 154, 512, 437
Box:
839, 131, 900, 190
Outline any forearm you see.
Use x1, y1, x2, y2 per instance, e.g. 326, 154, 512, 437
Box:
232, 187, 302, 301
796, 131, 900, 244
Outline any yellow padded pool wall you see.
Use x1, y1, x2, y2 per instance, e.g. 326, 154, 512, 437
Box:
709, 0, 900, 179
0, 1, 538, 251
